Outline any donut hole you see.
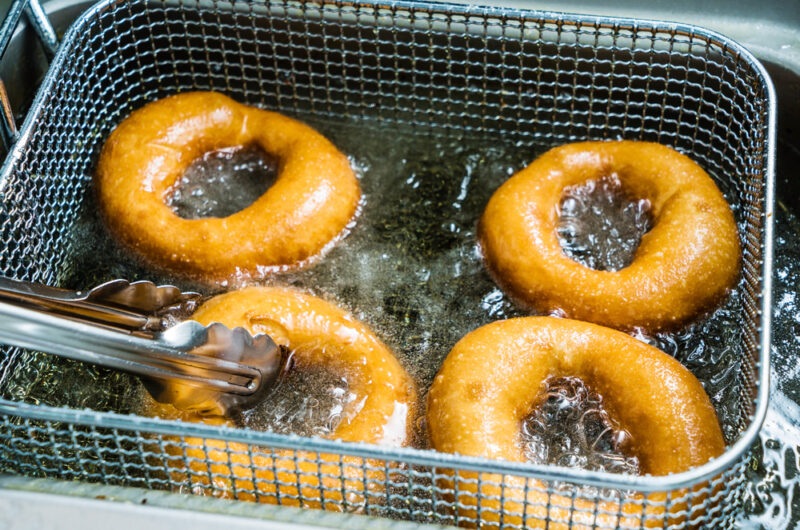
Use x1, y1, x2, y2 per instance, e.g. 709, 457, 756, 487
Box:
521, 376, 640, 476
237, 356, 359, 438
556, 175, 652, 271
167, 145, 279, 219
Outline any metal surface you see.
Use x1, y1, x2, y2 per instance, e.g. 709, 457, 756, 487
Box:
0, 276, 284, 414
465, 0, 800, 78
0, 0, 54, 147
0, 276, 195, 330
17, 0, 55, 58
0, 0, 775, 527
0, 475, 450, 530
0, 79, 15, 146
0, 0, 27, 146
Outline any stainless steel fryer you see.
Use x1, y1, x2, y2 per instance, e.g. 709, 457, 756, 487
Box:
0, 0, 775, 527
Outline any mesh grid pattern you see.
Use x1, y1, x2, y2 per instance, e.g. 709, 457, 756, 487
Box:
0, 0, 772, 527
0, 413, 751, 527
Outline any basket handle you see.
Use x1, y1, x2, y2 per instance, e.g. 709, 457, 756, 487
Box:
0, 0, 58, 149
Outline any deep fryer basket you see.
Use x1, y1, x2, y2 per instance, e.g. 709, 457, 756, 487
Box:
0, 0, 774, 527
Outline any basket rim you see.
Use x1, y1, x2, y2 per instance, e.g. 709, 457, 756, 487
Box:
0, 0, 775, 495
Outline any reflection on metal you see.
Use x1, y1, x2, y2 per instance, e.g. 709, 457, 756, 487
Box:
0, 0, 58, 149
0, 276, 284, 415
0, 79, 16, 148
0, 475, 449, 530
0, 0, 28, 149
22, 0, 58, 59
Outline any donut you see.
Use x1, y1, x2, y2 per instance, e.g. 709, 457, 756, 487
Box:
479, 141, 740, 332
95, 92, 360, 282
144, 286, 417, 510
427, 317, 725, 528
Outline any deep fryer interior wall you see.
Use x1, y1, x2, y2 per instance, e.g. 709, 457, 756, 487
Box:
0, 0, 772, 527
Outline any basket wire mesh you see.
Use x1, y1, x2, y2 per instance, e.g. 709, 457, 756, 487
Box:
0, 0, 774, 527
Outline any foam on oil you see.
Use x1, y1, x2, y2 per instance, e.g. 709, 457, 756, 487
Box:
238, 363, 359, 438
0, 117, 748, 490
557, 175, 652, 271
522, 377, 639, 475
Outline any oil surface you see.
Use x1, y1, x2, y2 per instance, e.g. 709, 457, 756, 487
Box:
238, 364, 359, 438
167, 145, 278, 219
557, 175, 652, 271
521, 377, 639, 475
0, 117, 758, 515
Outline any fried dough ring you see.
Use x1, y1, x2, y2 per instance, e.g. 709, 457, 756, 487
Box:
427, 317, 725, 528
479, 141, 740, 332
95, 92, 360, 283
145, 286, 416, 510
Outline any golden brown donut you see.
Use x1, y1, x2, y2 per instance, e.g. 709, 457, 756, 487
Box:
144, 286, 417, 509
95, 92, 360, 282
427, 317, 725, 528
479, 141, 740, 332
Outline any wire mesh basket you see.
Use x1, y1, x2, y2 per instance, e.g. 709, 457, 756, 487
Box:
0, 0, 774, 527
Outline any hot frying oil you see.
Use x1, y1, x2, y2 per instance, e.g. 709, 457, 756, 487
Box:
0, 116, 746, 476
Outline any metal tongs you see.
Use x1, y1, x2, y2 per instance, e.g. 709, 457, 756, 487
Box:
0, 276, 284, 416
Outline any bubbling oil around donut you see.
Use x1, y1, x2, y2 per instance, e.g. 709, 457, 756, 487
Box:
238, 363, 360, 438
557, 175, 652, 271
167, 145, 278, 219
521, 377, 640, 476
5, 119, 753, 512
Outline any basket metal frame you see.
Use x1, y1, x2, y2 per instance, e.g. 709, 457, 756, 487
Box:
0, 0, 775, 525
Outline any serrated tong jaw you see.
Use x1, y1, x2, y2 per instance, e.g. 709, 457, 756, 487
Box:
0, 276, 284, 415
